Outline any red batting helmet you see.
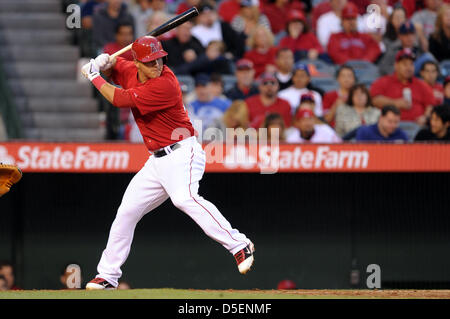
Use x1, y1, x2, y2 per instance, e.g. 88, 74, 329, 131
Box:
131, 36, 168, 63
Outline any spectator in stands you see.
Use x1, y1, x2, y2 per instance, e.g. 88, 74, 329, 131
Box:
161, 21, 204, 69
378, 21, 431, 76
445, 76, 450, 105
176, 0, 202, 15
210, 73, 228, 101
335, 84, 381, 137
274, 48, 295, 91
355, 105, 408, 141
223, 100, 250, 129
231, 0, 271, 37
128, 0, 153, 38
286, 107, 342, 143
261, 113, 287, 142
311, 0, 333, 32
429, 3, 450, 62
371, 49, 436, 126
0, 261, 20, 290
225, 59, 260, 100
80, 0, 104, 56
93, 0, 135, 54
191, 1, 246, 59
278, 63, 323, 116
357, 0, 390, 42
262, 0, 306, 36
411, 0, 441, 38
148, 0, 167, 12
317, 0, 349, 48
414, 104, 450, 141
402, 0, 427, 18
0, 275, 7, 291
245, 72, 292, 128
243, 25, 278, 77
218, 0, 242, 23
190, 73, 232, 132
103, 22, 135, 60
382, 5, 407, 51
173, 40, 233, 76
323, 65, 356, 127
327, 3, 381, 64
278, 10, 324, 61
420, 61, 444, 105
147, 11, 175, 42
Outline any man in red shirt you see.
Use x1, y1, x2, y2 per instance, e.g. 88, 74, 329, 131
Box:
419, 60, 444, 105
217, 0, 241, 23
370, 48, 437, 125
81, 36, 255, 290
245, 72, 292, 128
327, 3, 381, 64
262, 0, 305, 35
102, 23, 134, 61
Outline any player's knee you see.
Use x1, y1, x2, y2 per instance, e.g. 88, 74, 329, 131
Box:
171, 194, 192, 212
115, 204, 142, 223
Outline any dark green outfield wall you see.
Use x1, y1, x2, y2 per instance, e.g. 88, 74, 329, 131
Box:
1, 173, 449, 290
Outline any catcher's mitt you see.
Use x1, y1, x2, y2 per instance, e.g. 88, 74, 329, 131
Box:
0, 164, 22, 197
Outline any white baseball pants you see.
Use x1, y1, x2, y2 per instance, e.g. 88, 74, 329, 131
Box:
95, 136, 251, 287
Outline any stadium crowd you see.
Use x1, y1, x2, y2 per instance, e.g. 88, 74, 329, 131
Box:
73, 0, 450, 142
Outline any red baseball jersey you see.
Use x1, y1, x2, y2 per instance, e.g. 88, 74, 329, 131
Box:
370, 74, 437, 121
245, 95, 292, 128
111, 57, 195, 151
327, 32, 381, 64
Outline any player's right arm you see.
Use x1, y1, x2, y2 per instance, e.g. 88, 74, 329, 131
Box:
81, 57, 135, 108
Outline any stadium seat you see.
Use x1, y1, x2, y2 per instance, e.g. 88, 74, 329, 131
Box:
310, 77, 339, 93
344, 60, 379, 87
439, 60, 450, 78
176, 75, 195, 93
398, 121, 421, 142
222, 74, 237, 92
298, 59, 336, 77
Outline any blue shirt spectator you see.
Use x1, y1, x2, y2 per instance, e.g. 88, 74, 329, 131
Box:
189, 73, 232, 133
356, 123, 408, 142
190, 98, 231, 132
355, 105, 408, 142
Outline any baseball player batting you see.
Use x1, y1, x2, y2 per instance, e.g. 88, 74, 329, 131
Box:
81, 36, 255, 290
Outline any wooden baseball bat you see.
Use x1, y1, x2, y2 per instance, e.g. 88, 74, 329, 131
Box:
111, 7, 199, 59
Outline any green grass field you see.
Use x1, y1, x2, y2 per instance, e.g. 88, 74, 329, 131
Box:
1, 289, 450, 299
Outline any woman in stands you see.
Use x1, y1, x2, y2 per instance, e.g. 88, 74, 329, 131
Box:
429, 3, 450, 62
383, 5, 407, 51
243, 25, 278, 78
335, 84, 380, 138
322, 65, 356, 127
278, 10, 323, 61
230, 0, 271, 37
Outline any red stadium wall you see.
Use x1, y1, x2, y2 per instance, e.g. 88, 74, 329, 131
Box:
1, 143, 450, 173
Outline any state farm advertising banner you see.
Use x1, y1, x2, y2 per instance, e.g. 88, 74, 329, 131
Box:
0, 142, 449, 173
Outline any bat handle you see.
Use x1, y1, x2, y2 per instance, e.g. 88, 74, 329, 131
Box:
110, 44, 133, 59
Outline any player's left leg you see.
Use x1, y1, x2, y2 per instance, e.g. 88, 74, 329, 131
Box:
155, 137, 255, 274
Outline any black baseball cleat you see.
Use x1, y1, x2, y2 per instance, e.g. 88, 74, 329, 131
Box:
234, 242, 255, 274
86, 277, 116, 290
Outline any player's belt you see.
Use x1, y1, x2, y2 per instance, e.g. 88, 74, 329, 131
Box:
153, 143, 181, 158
